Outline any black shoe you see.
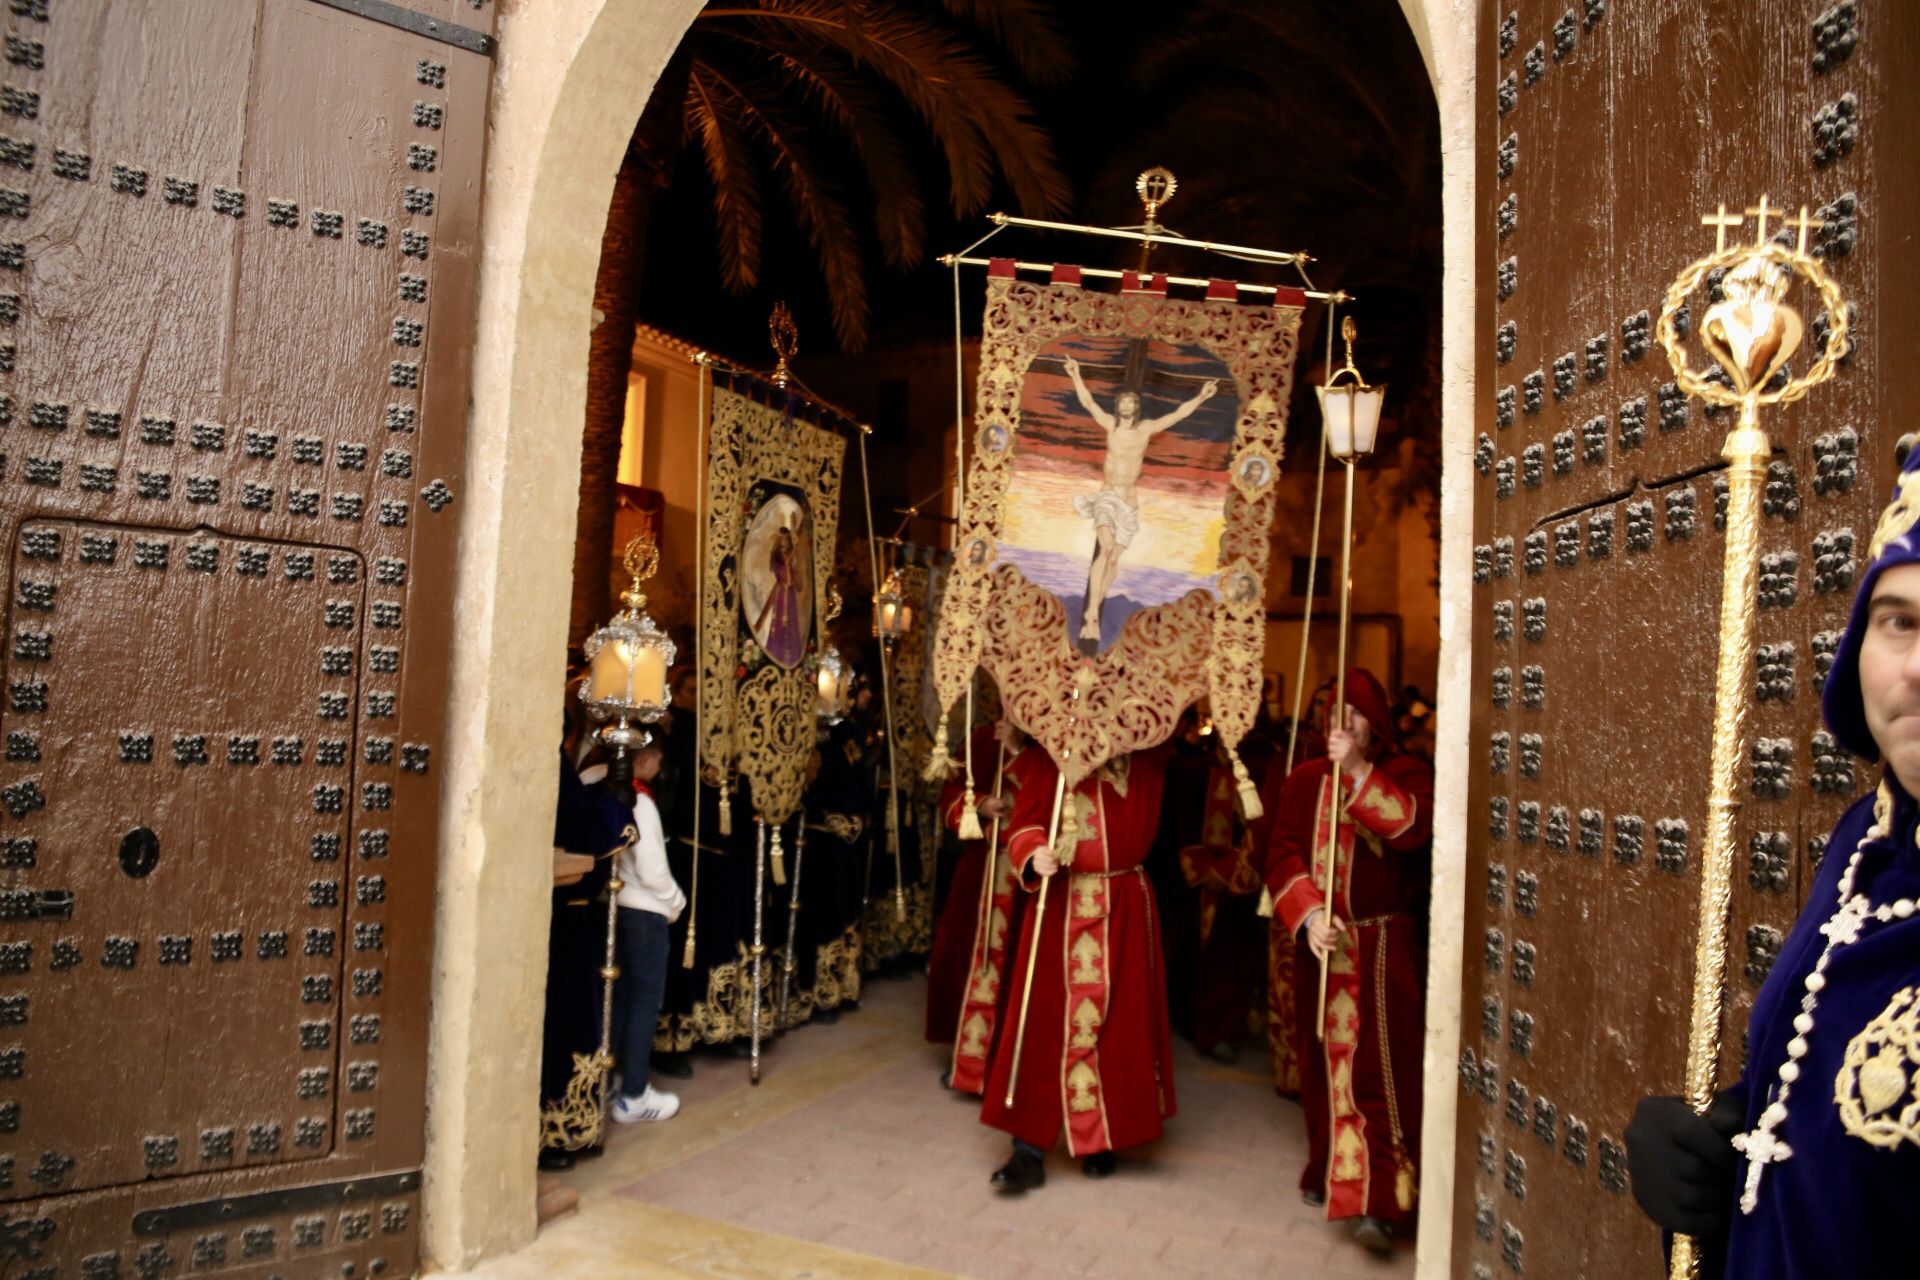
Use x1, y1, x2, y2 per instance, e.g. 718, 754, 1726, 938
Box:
652, 1055, 694, 1080
1350, 1217, 1393, 1255
939, 1068, 953, 1089
577, 1142, 605, 1160
990, 1147, 1046, 1193
721, 1039, 753, 1059
1206, 1041, 1238, 1064
537, 1147, 575, 1171
813, 1006, 841, 1024
1302, 1189, 1326, 1208
1081, 1152, 1118, 1179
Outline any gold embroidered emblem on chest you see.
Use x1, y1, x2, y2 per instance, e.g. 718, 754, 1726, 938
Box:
1835, 985, 1920, 1149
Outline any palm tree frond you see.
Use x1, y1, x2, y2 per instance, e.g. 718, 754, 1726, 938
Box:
730, 36, 928, 268
685, 66, 765, 291
934, 0, 1076, 87
703, 62, 871, 347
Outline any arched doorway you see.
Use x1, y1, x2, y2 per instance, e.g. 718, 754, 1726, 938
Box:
427, 1, 1473, 1274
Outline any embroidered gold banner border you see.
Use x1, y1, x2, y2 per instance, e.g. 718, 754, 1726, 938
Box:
929, 276, 1304, 788
699, 384, 847, 826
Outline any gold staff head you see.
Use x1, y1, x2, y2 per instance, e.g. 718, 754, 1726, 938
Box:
1656, 199, 1847, 413
620, 528, 660, 614
1136, 166, 1177, 227
769, 301, 799, 388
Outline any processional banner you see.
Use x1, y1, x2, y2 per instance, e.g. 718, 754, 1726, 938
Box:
930, 266, 1305, 789
699, 374, 847, 826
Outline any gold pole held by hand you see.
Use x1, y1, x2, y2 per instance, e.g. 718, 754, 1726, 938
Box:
1658, 202, 1847, 1280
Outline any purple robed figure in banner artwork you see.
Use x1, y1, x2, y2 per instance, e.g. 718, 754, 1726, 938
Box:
742, 491, 814, 671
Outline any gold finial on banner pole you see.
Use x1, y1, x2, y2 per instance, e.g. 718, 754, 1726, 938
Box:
769, 300, 798, 389
1658, 201, 1847, 1280
1134, 166, 1176, 274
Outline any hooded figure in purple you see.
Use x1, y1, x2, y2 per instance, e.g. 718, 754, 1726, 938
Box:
1627, 438, 1920, 1276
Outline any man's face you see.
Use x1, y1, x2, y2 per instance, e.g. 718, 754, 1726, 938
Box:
1325, 703, 1373, 751
671, 677, 696, 711
635, 750, 664, 783
1115, 392, 1140, 422
1859, 562, 1920, 787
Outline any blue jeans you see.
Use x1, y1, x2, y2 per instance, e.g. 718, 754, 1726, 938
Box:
612, 906, 669, 1101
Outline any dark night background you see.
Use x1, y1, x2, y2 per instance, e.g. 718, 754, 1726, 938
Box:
630, 0, 1440, 465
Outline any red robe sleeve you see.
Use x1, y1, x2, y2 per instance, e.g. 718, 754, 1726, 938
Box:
1264, 760, 1330, 936
1344, 754, 1433, 852
1002, 748, 1060, 888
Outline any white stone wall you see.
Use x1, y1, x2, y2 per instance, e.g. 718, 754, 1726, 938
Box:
424, 0, 705, 1268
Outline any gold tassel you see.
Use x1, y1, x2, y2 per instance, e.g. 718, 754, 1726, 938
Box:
1395, 1159, 1417, 1212
923, 719, 955, 782
1227, 742, 1262, 823
769, 822, 787, 886
1053, 796, 1079, 865
1257, 887, 1275, 919
681, 918, 698, 969
718, 776, 733, 836
957, 785, 983, 840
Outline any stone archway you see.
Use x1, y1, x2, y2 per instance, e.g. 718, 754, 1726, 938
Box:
424, 2, 1479, 1275
423, 1, 704, 1269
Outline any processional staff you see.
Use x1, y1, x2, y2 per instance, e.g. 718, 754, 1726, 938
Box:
1655, 199, 1847, 1280
1311, 319, 1387, 1032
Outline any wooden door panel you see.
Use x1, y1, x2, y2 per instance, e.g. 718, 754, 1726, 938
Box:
1456, 2, 1909, 1276
0, 0, 489, 1271
3, 520, 360, 1198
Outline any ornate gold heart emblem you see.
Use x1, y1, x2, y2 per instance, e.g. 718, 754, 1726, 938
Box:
1701, 298, 1803, 392
1699, 257, 1804, 393
1858, 1044, 1908, 1117
1836, 986, 1920, 1150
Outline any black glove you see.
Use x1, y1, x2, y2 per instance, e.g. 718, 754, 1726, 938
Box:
1625, 1090, 1745, 1237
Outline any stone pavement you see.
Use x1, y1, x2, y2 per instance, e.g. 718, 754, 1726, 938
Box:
457, 972, 1415, 1279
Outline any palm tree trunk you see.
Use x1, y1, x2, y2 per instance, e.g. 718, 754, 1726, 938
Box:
570, 145, 651, 651
569, 55, 690, 651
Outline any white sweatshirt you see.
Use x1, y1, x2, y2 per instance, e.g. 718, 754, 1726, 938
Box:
616, 788, 686, 921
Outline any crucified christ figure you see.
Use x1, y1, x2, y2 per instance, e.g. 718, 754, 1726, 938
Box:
1062, 356, 1219, 643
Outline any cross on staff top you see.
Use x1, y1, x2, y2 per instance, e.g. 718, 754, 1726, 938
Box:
1790, 205, 1826, 255
1699, 199, 1826, 254
1701, 203, 1745, 253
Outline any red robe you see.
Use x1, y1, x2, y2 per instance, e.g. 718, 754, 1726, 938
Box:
980, 746, 1177, 1156
936, 744, 1042, 1091
1249, 749, 1307, 1097
928, 727, 1001, 1045
1265, 675, 1431, 1227
1177, 760, 1268, 1058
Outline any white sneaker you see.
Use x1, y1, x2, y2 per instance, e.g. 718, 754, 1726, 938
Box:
611, 1084, 680, 1124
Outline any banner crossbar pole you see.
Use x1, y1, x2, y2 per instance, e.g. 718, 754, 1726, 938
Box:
938, 255, 1345, 303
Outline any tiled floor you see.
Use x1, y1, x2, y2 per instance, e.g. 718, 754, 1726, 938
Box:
464, 973, 1415, 1279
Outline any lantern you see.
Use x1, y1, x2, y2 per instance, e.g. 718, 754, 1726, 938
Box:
578, 531, 674, 785
1315, 315, 1387, 462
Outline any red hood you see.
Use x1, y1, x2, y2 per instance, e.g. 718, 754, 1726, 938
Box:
1335, 667, 1396, 757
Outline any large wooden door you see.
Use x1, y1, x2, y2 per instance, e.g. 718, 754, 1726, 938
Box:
0, 0, 492, 1273
1454, 2, 1920, 1275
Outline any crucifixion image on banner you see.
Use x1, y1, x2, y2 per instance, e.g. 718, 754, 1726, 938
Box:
930, 269, 1305, 790
1003, 340, 1234, 652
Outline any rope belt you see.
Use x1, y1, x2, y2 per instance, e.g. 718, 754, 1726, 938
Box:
1070, 866, 1144, 882
1348, 911, 1410, 929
